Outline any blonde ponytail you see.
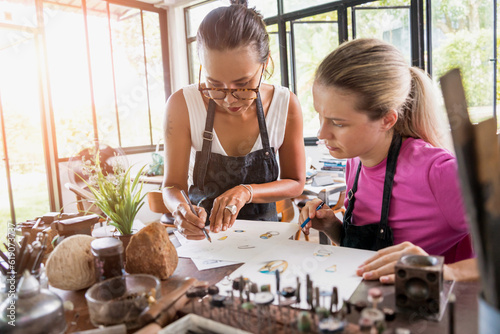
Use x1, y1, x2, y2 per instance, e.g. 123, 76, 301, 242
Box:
315, 38, 447, 148
396, 67, 445, 148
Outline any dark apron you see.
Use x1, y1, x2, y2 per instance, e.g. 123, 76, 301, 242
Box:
189, 93, 279, 223
340, 133, 403, 251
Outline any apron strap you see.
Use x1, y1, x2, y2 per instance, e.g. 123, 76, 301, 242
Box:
342, 133, 403, 233
255, 92, 271, 151
196, 95, 270, 191
196, 99, 216, 191
378, 133, 403, 239
343, 162, 362, 225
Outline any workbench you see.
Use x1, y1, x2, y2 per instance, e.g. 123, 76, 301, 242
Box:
51, 240, 480, 334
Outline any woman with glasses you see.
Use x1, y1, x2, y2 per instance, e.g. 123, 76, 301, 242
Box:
162, 0, 305, 240
299, 38, 474, 279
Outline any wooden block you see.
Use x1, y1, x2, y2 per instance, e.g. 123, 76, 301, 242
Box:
473, 118, 500, 215
440, 68, 498, 307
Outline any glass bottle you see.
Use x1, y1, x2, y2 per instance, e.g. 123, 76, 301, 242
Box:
91, 237, 125, 282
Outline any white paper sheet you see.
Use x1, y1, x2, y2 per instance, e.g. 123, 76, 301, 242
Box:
175, 220, 300, 263
190, 258, 241, 271
216, 240, 375, 309
175, 232, 241, 270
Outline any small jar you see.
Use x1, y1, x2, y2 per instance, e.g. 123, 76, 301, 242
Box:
91, 237, 125, 282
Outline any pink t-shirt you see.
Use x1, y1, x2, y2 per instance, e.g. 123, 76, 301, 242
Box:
344, 138, 474, 263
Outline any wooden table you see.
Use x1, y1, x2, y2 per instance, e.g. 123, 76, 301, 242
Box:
52, 259, 240, 332
52, 246, 480, 334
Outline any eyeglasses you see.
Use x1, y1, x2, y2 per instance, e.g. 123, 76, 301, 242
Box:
198, 64, 265, 100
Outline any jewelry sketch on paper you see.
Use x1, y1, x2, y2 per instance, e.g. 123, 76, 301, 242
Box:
258, 260, 288, 274
260, 231, 280, 239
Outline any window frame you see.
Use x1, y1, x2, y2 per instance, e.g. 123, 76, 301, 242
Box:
1, 0, 171, 220
185, 0, 498, 139
185, 0, 429, 144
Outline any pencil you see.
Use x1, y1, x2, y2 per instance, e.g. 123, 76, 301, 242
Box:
300, 201, 325, 228
180, 190, 212, 243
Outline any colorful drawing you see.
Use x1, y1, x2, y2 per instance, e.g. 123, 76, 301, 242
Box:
325, 265, 337, 273
258, 260, 288, 274
238, 245, 255, 249
234, 230, 245, 233
259, 231, 280, 239
314, 249, 332, 257
218, 236, 228, 241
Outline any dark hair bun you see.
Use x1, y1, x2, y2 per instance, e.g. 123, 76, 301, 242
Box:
230, 0, 248, 7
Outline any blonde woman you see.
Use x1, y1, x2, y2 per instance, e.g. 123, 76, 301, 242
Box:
300, 38, 474, 281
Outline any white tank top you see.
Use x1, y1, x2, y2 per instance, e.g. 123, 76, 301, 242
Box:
182, 84, 290, 155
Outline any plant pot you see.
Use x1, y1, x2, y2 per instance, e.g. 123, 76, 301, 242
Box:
116, 234, 133, 265
116, 234, 133, 250
117, 234, 133, 253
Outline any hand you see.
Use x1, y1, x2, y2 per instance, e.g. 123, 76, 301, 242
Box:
209, 185, 249, 233
356, 241, 428, 284
299, 198, 341, 237
444, 258, 479, 282
173, 203, 208, 240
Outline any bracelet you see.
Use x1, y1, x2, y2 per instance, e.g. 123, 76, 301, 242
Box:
240, 184, 253, 204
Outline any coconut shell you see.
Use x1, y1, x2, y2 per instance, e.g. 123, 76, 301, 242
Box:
46, 234, 96, 290
125, 222, 178, 279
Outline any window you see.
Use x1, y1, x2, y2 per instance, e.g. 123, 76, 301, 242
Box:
0, 0, 50, 240
185, 0, 498, 134
44, 1, 168, 157
185, 0, 226, 84
0, 0, 169, 230
185, 0, 277, 84
430, 0, 495, 126
291, 13, 340, 137
284, 0, 339, 13
267, 24, 283, 87
352, 2, 411, 63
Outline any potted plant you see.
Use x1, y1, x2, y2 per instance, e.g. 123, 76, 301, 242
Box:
79, 151, 147, 237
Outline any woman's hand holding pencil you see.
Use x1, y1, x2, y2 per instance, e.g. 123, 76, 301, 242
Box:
300, 201, 325, 228
299, 198, 343, 245
181, 190, 212, 242
173, 190, 210, 241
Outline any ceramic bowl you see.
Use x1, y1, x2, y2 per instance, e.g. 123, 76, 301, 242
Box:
85, 274, 161, 329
